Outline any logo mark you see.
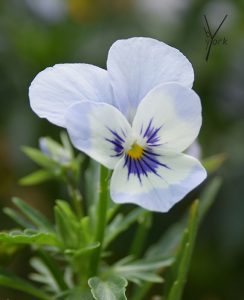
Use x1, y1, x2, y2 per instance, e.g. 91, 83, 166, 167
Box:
203, 14, 228, 61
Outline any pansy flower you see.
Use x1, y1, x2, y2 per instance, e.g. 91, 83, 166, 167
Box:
29, 37, 207, 212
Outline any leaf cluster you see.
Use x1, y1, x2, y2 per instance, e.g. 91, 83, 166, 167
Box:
0, 134, 224, 300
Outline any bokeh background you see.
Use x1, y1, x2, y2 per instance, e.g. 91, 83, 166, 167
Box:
0, 0, 244, 299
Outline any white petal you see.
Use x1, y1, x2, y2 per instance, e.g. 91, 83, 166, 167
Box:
29, 64, 113, 127
65, 101, 132, 169
185, 141, 202, 159
107, 37, 194, 122
132, 83, 202, 152
110, 153, 206, 212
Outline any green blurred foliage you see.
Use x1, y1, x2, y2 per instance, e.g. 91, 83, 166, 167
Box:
0, 0, 244, 299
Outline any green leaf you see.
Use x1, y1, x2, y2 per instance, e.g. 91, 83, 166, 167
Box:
131, 224, 183, 300
146, 219, 187, 261
19, 169, 54, 186
12, 197, 53, 232
0, 267, 53, 300
104, 208, 146, 248
88, 276, 128, 300
36, 250, 68, 292
22, 146, 56, 168
0, 231, 59, 247
164, 200, 199, 300
113, 256, 173, 285
202, 153, 227, 174
3, 207, 32, 228
54, 200, 83, 249
29, 257, 61, 293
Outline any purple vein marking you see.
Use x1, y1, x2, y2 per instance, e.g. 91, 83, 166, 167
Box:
106, 127, 125, 157
105, 122, 170, 183
124, 119, 170, 182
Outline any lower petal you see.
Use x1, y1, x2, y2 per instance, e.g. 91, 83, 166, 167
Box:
110, 153, 206, 212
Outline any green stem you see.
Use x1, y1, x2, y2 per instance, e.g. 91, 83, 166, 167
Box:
90, 165, 110, 276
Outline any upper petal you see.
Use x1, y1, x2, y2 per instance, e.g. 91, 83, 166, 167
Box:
29, 63, 113, 127
107, 37, 194, 122
110, 153, 206, 212
132, 83, 202, 153
65, 101, 132, 169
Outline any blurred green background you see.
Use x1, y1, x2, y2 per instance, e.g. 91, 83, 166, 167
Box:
0, 0, 244, 299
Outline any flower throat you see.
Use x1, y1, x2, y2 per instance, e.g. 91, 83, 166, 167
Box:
127, 143, 144, 159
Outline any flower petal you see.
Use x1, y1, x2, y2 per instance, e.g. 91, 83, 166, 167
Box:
132, 83, 202, 152
110, 153, 206, 212
29, 64, 113, 127
65, 101, 132, 169
107, 37, 194, 122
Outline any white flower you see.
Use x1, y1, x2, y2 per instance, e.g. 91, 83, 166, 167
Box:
29, 37, 206, 212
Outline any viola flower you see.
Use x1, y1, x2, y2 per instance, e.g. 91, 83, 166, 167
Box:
29, 37, 206, 212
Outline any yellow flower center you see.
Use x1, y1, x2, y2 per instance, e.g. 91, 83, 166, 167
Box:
127, 143, 144, 159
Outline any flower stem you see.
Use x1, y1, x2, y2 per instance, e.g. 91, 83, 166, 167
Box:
90, 165, 110, 276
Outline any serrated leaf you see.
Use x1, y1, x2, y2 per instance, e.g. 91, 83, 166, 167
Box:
36, 250, 68, 291
19, 169, 54, 185
22, 146, 56, 168
115, 255, 173, 270
30, 257, 60, 293
0, 231, 59, 247
114, 256, 173, 284
88, 276, 128, 300
12, 197, 53, 232
0, 267, 52, 300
